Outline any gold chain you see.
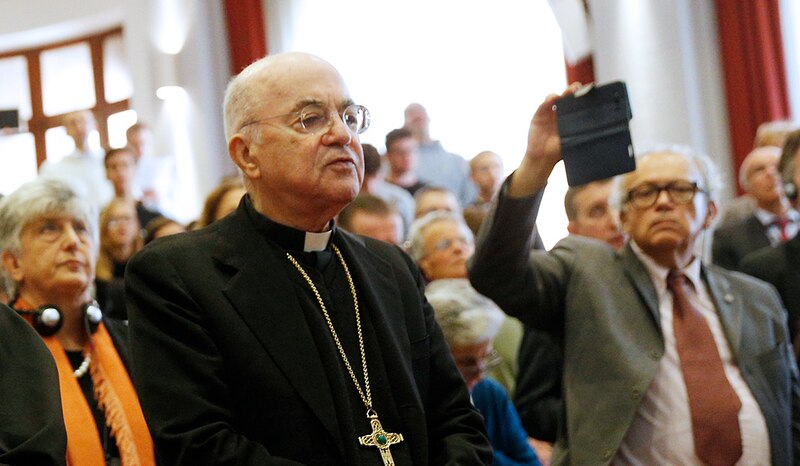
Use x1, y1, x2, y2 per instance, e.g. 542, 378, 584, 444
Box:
286, 244, 372, 410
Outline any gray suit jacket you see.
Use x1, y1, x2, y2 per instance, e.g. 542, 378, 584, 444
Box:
469, 186, 800, 465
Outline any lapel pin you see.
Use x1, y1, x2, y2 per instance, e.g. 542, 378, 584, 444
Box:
724, 294, 734, 303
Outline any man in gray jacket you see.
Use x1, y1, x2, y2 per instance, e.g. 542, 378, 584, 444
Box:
469, 88, 800, 465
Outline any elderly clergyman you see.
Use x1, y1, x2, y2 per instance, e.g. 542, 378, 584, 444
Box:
125, 52, 491, 465
469, 86, 800, 465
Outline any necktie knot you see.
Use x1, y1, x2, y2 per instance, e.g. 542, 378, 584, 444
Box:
666, 270, 692, 293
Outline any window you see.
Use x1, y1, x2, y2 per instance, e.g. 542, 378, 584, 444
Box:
0, 27, 133, 195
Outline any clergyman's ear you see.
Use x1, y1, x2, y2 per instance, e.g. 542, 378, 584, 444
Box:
229, 134, 260, 179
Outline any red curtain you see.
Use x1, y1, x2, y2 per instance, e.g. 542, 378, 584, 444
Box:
222, 0, 267, 76
565, 56, 595, 86
715, 0, 790, 192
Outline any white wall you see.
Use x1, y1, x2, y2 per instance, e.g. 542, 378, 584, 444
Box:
590, 0, 734, 199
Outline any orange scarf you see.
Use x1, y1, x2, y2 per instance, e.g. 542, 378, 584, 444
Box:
16, 298, 154, 466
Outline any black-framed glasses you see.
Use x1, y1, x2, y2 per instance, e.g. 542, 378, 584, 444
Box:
240, 103, 370, 135
625, 180, 705, 208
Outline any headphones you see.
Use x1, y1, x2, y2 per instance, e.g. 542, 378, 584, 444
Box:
13, 301, 103, 337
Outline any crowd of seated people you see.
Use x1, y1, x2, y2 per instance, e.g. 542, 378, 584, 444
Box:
4, 80, 800, 466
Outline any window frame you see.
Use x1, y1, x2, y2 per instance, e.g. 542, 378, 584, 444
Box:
0, 26, 129, 168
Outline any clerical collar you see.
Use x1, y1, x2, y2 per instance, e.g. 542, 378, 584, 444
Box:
243, 195, 334, 252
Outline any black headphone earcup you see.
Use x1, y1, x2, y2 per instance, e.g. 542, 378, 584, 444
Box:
33, 306, 63, 337
82, 302, 103, 334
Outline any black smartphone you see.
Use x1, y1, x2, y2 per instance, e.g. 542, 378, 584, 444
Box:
555, 81, 635, 186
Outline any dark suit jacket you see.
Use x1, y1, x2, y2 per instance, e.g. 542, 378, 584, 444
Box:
469, 186, 800, 465
740, 234, 800, 353
0, 303, 66, 466
712, 214, 771, 270
125, 204, 491, 465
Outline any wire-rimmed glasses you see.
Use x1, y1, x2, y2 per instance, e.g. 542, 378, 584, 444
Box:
239, 103, 370, 135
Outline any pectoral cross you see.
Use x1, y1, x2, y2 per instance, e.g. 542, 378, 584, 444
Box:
358, 410, 404, 466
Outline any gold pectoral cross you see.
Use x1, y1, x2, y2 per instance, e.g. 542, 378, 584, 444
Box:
358, 410, 404, 466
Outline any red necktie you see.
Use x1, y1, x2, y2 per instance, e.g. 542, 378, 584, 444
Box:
668, 270, 742, 466
776, 216, 789, 243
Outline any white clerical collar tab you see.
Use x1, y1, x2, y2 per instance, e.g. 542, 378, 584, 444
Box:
304, 230, 332, 252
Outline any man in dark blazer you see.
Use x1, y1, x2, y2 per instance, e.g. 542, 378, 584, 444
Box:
712, 146, 799, 269
739, 154, 800, 357
125, 52, 491, 465
469, 87, 800, 465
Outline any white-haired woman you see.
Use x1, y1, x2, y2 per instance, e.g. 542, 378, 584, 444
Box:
0, 179, 154, 465
426, 278, 541, 466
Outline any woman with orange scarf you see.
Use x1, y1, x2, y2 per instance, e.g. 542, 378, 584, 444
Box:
0, 179, 154, 466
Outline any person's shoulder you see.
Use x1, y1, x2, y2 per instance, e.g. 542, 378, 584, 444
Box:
706, 262, 783, 308
739, 243, 785, 275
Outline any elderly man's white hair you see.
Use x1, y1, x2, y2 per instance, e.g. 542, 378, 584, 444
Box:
425, 278, 505, 347
407, 211, 474, 262
0, 178, 98, 297
610, 145, 725, 215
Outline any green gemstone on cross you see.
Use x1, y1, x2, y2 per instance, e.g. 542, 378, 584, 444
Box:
377, 434, 387, 445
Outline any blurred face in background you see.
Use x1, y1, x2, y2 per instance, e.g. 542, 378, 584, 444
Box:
348, 210, 403, 245
568, 180, 626, 250
470, 151, 504, 200
418, 219, 474, 280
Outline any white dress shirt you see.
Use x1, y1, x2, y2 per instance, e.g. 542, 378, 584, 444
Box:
615, 242, 770, 465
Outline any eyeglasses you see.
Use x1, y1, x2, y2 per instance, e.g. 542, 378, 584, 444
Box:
240, 103, 370, 135
455, 349, 502, 377
625, 180, 705, 209
432, 236, 472, 252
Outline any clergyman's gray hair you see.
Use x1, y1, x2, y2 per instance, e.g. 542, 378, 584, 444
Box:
425, 278, 505, 347
610, 145, 724, 215
407, 211, 473, 262
0, 179, 98, 297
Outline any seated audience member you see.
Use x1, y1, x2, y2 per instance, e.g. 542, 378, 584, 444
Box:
38, 110, 113, 209
0, 302, 67, 465
143, 216, 186, 245
713, 146, 799, 269
337, 193, 404, 245
409, 211, 523, 396
0, 179, 154, 465
408, 211, 475, 282
384, 128, 428, 196
464, 150, 504, 234
360, 143, 415, 232
194, 177, 246, 229
426, 278, 541, 466
414, 186, 462, 219
716, 121, 798, 227
740, 143, 800, 359
95, 198, 144, 320
403, 103, 476, 205
104, 147, 160, 230
469, 86, 799, 465
564, 178, 626, 250
754, 119, 799, 149
515, 178, 626, 451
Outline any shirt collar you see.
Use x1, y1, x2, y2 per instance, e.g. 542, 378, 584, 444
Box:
629, 240, 702, 291
753, 207, 800, 225
243, 195, 334, 252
